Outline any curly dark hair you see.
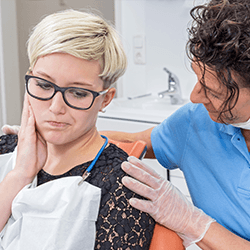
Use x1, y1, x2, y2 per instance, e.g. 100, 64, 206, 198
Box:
187, 0, 250, 122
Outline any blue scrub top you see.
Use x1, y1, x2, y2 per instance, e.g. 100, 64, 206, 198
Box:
151, 102, 250, 241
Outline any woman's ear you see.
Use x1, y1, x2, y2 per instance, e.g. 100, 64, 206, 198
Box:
99, 87, 116, 112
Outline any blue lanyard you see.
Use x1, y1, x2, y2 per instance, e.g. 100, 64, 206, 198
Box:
78, 135, 108, 185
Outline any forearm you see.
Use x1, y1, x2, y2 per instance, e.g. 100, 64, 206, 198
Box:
101, 127, 155, 158
0, 170, 31, 231
197, 222, 250, 250
135, 128, 155, 158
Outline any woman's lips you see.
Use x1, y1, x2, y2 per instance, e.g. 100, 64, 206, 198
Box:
47, 121, 68, 128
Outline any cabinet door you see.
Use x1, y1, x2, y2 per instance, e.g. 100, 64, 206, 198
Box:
97, 116, 158, 132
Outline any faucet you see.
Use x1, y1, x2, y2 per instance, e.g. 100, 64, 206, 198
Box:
158, 67, 183, 105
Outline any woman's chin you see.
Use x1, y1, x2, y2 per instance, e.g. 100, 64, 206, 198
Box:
42, 131, 67, 145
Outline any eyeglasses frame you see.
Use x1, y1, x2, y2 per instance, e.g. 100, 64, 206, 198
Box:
25, 75, 109, 110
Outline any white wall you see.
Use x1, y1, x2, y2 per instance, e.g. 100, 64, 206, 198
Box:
0, 0, 21, 129
115, 0, 197, 100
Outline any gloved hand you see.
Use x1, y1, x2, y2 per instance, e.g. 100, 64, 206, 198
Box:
121, 156, 215, 247
1, 125, 20, 135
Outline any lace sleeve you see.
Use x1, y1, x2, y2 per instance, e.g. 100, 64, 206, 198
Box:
0, 134, 18, 155
93, 145, 155, 250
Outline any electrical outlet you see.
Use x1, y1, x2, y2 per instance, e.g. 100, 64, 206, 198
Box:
133, 35, 146, 65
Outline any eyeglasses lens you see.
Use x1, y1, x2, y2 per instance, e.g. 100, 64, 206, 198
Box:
65, 88, 93, 109
27, 77, 94, 110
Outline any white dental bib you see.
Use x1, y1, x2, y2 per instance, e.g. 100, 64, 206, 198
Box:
0, 175, 101, 250
0, 135, 110, 250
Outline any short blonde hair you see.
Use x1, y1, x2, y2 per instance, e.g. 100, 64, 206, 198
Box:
27, 9, 127, 88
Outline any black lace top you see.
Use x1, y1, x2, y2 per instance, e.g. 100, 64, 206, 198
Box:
0, 134, 155, 249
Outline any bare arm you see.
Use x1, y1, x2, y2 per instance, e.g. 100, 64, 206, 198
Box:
101, 127, 155, 158
0, 170, 34, 231
197, 222, 250, 250
0, 95, 47, 231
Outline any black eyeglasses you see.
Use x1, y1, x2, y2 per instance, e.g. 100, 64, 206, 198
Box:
25, 75, 109, 110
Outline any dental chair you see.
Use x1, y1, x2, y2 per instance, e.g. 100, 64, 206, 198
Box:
109, 139, 185, 250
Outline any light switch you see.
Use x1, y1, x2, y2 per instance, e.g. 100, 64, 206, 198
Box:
133, 35, 146, 64
134, 36, 143, 48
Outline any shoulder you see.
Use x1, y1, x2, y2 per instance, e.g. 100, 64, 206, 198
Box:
153, 102, 210, 134
0, 135, 18, 183
164, 102, 207, 125
0, 134, 18, 155
104, 142, 128, 167
88, 143, 128, 189
151, 103, 214, 168
97, 142, 128, 172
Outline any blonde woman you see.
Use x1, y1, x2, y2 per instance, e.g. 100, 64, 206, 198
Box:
0, 10, 155, 249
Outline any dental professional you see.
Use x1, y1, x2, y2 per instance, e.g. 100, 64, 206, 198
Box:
0, 10, 156, 249
101, 0, 250, 249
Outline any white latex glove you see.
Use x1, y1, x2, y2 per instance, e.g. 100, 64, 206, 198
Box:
121, 156, 216, 247
1, 125, 20, 135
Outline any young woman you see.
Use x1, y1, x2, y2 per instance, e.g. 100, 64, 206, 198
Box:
0, 10, 155, 249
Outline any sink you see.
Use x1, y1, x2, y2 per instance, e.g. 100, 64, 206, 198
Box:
101, 95, 190, 124
112, 95, 188, 111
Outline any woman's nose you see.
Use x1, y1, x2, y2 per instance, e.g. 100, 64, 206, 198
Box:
190, 81, 210, 104
49, 92, 67, 114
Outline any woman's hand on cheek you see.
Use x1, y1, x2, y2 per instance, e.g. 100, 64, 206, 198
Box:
14, 94, 47, 184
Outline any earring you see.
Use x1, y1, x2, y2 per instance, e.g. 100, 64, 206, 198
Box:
100, 109, 106, 113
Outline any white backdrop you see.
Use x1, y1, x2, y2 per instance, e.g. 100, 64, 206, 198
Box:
0, 0, 21, 131
115, 0, 197, 100
0, 0, 5, 132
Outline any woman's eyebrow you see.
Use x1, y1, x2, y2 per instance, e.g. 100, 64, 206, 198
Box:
34, 71, 93, 87
35, 71, 55, 82
72, 82, 93, 88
